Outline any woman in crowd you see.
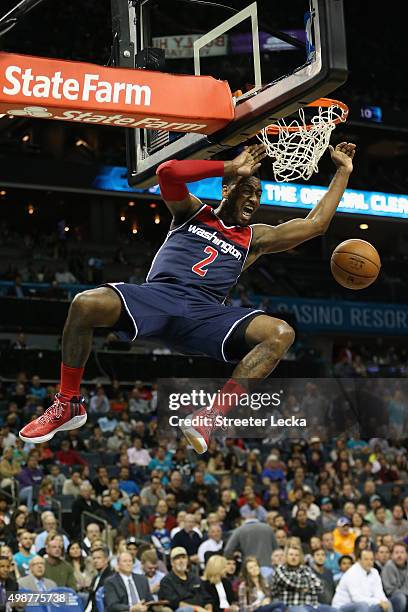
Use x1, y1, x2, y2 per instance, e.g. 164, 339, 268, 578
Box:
202, 555, 238, 612
36, 477, 54, 511
66, 540, 95, 592
6, 509, 29, 552
354, 534, 372, 559
238, 556, 284, 612
351, 511, 365, 535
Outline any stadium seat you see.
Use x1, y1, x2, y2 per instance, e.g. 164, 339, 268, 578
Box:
81, 452, 102, 466
104, 452, 118, 465
106, 465, 119, 478
58, 464, 71, 476
95, 586, 104, 612
54, 494, 76, 513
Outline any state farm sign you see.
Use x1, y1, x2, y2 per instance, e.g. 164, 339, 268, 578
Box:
5, 105, 210, 131
0, 52, 234, 134
3, 65, 152, 106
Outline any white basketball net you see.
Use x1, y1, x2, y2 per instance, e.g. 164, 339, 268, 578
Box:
258, 103, 346, 183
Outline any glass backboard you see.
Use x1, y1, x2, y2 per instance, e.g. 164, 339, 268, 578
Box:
110, 0, 347, 187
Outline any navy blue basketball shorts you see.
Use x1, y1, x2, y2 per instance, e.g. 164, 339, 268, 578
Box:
104, 281, 264, 363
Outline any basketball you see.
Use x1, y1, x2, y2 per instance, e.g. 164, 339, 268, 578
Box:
331, 239, 381, 290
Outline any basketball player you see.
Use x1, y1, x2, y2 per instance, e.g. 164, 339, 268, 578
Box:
19, 141, 355, 452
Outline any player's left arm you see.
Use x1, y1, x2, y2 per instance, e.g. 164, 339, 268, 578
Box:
249, 142, 356, 260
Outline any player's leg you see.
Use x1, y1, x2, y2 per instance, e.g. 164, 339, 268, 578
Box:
62, 287, 122, 367
19, 287, 122, 443
231, 314, 295, 378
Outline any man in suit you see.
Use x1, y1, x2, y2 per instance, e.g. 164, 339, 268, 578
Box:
85, 546, 114, 612
104, 551, 154, 612
18, 555, 57, 592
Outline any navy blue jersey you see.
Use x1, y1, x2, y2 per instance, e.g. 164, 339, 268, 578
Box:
146, 204, 252, 302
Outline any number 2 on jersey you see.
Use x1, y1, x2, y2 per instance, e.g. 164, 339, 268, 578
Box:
192, 245, 219, 277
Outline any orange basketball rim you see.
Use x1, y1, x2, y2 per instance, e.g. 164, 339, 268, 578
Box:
265, 97, 349, 134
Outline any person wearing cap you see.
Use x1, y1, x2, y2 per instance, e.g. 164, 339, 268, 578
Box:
333, 518, 357, 556
332, 548, 393, 612
261, 454, 286, 485
125, 537, 143, 574
310, 436, 322, 447
320, 499, 339, 532
158, 547, 211, 612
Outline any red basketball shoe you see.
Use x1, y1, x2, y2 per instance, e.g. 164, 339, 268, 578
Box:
180, 406, 227, 454
19, 393, 87, 443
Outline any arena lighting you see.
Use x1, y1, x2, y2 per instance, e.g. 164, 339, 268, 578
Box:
360, 223, 369, 230
0, 190, 6, 196
21, 134, 30, 142
128, 201, 135, 206
27, 204, 34, 214
149, 203, 157, 209
120, 214, 126, 221
75, 138, 91, 149
64, 226, 69, 232
154, 214, 161, 224
132, 226, 138, 234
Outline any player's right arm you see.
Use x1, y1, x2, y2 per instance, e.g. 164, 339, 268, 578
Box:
156, 145, 265, 225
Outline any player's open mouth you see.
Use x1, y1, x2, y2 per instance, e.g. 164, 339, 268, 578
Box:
242, 205, 254, 219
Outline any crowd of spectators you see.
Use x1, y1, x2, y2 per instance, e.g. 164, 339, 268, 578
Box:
0, 218, 152, 292
0, 373, 408, 609
333, 343, 408, 379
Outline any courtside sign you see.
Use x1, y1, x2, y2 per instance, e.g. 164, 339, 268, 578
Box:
0, 52, 234, 133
